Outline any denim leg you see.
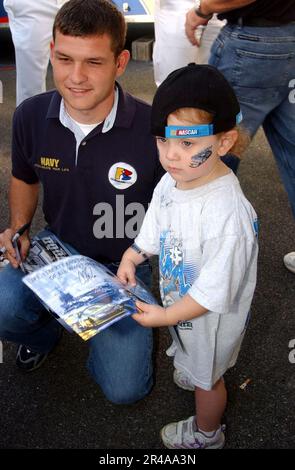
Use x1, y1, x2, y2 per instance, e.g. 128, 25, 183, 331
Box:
0, 262, 61, 353
263, 96, 295, 218
209, 24, 295, 136
87, 262, 154, 404
0, 229, 79, 353
209, 24, 295, 201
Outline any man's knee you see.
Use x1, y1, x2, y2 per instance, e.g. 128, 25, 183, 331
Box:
99, 377, 153, 405
87, 321, 154, 404
87, 358, 153, 404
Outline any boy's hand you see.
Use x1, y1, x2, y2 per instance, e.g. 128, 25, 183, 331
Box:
133, 301, 175, 327
117, 258, 137, 286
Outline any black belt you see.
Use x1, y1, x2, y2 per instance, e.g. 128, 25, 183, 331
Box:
229, 17, 293, 27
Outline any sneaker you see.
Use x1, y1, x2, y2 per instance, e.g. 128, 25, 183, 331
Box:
160, 415, 225, 449
173, 369, 195, 391
283, 252, 295, 274
16, 328, 62, 372
16, 345, 49, 372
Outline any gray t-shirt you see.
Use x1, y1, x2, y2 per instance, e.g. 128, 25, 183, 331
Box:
135, 171, 258, 390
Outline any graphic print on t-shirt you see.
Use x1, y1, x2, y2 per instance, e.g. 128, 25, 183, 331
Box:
159, 230, 199, 308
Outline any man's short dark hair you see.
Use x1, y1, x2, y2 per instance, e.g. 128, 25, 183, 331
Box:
53, 0, 127, 57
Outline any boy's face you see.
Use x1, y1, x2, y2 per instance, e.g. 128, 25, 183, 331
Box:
156, 113, 223, 190
50, 31, 129, 123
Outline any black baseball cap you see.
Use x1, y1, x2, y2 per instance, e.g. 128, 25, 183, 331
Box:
151, 63, 242, 137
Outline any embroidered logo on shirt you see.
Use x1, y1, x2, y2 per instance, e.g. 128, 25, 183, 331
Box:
108, 162, 137, 190
35, 157, 69, 172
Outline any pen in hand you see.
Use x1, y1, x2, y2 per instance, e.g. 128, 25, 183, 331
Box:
11, 222, 31, 241
12, 237, 25, 272
0, 222, 31, 271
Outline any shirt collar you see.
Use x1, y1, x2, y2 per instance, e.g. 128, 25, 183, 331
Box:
46, 82, 136, 130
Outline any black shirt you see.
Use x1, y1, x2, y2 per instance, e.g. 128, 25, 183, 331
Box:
12, 85, 164, 263
219, 0, 295, 24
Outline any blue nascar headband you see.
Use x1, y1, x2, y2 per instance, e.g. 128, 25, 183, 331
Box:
151, 64, 242, 138
165, 112, 243, 138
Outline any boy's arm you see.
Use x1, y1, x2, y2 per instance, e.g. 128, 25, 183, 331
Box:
133, 294, 208, 328
117, 245, 152, 287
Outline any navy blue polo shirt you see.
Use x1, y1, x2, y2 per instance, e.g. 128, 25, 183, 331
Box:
11, 84, 164, 262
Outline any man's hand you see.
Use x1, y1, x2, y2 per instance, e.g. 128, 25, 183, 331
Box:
0, 228, 30, 269
185, 8, 209, 46
185, 1, 257, 45
132, 301, 176, 328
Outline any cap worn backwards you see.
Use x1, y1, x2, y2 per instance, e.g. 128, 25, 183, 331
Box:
151, 63, 242, 137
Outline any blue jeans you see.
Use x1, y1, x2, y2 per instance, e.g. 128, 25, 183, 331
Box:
0, 230, 153, 404
209, 23, 295, 217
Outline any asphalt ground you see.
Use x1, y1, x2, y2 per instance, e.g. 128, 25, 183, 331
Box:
0, 29, 295, 450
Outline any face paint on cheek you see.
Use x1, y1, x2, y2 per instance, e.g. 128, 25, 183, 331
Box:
189, 145, 213, 168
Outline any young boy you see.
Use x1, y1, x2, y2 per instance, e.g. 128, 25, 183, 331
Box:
117, 64, 258, 449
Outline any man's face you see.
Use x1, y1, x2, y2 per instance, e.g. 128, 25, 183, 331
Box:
50, 31, 129, 123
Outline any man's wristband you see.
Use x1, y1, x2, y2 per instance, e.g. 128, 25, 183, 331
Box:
194, 4, 213, 20
131, 243, 149, 260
